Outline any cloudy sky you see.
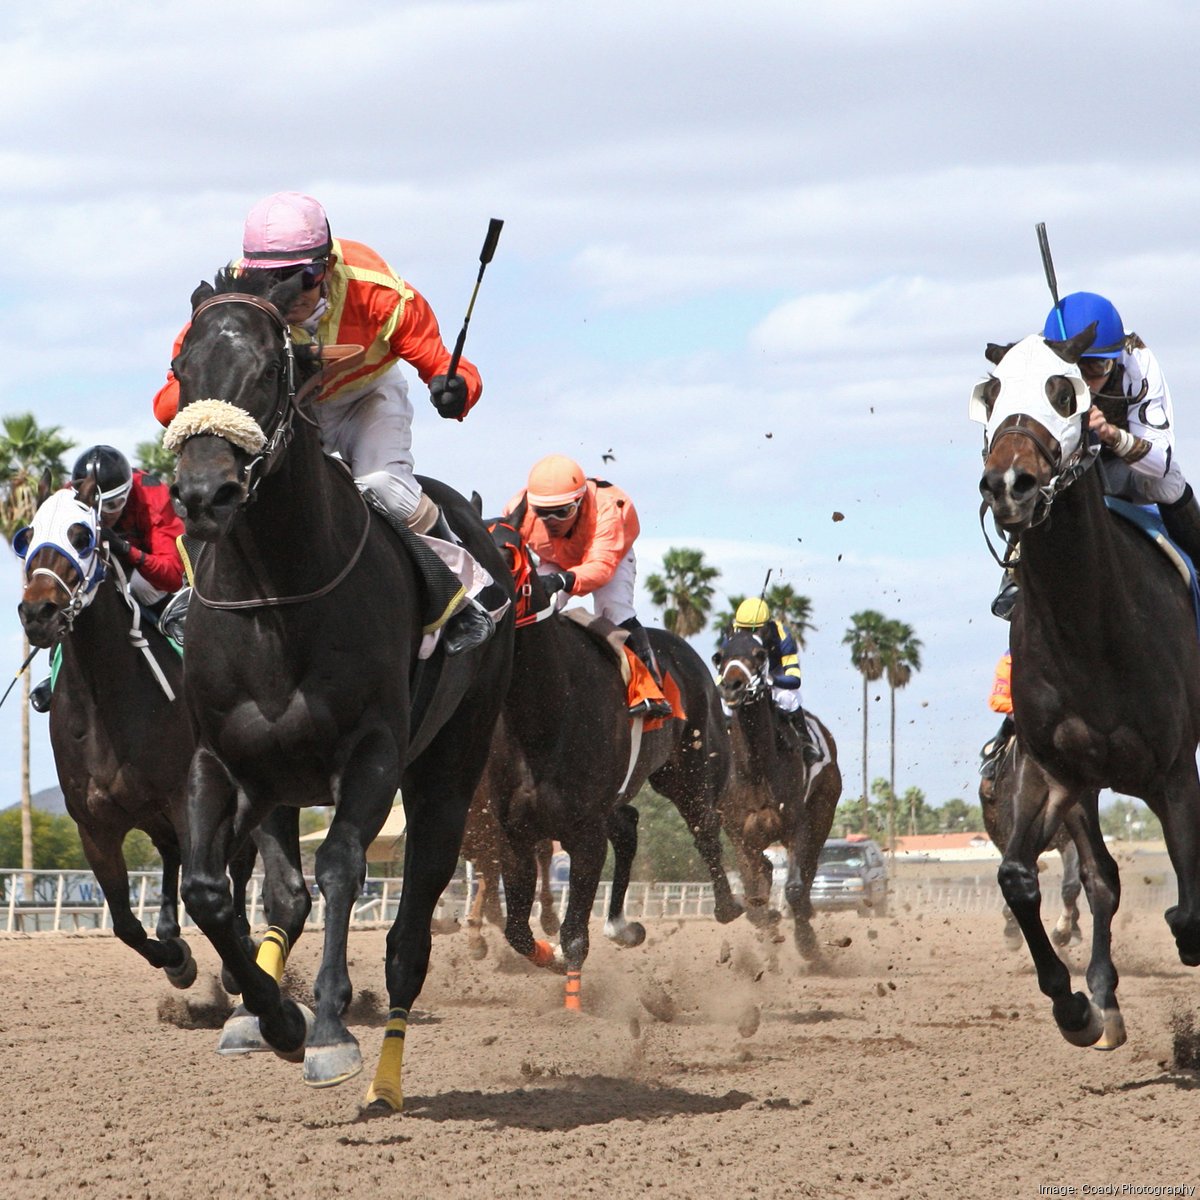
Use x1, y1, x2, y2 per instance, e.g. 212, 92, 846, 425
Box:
2, 0, 1198, 814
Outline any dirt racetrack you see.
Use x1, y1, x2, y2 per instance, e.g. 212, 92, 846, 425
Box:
3, 886, 1200, 1200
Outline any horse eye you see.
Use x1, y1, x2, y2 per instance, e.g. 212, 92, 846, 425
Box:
1045, 376, 1078, 419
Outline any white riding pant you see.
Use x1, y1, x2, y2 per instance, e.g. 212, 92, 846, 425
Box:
314, 365, 422, 522
129, 571, 167, 607
772, 685, 803, 713
1102, 455, 1188, 507
541, 548, 638, 626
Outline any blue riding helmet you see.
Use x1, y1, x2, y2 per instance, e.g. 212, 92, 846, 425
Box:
1043, 292, 1126, 358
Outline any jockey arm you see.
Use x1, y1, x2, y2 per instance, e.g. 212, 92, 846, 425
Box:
765, 620, 802, 684
388, 288, 482, 419
1088, 347, 1174, 478
119, 477, 186, 593
152, 325, 190, 427
563, 495, 630, 595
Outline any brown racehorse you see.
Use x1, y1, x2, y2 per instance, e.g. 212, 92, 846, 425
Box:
714, 630, 843, 958
478, 510, 742, 1007
167, 268, 513, 1112
15, 477, 256, 986
976, 327, 1200, 1049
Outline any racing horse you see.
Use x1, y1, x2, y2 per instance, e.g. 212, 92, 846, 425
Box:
167, 267, 513, 1112
974, 326, 1200, 1049
14, 476, 256, 986
714, 629, 842, 958
979, 736, 1084, 948
479, 510, 742, 1007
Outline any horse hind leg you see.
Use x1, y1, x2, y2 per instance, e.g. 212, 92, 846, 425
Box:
603, 805, 646, 949
556, 833, 608, 1010
534, 840, 561, 937
1050, 840, 1084, 948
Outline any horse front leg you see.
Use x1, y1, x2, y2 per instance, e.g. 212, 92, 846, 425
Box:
1061, 797, 1124, 1049
603, 804, 645, 948
79, 823, 195, 986
997, 760, 1101, 1047
784, 799, 826, 962
556, 829, 608, 1011
181, 749, 309, 1061
1158, 762, 1200, 967
305, 729, 399, 1089
660, 784, 743, 924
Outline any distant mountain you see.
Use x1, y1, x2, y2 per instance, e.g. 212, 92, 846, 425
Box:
1, 785, 66, 815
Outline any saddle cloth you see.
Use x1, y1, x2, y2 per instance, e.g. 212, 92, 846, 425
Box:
1104, 497, 1200, 641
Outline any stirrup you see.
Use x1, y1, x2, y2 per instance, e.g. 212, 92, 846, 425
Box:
991, 579, 1019, 621
629, 697, 673, 719
29, 677, 52, 713
443, 600, 494, 656
161, 587, 192, 646
801, 742, 821, 767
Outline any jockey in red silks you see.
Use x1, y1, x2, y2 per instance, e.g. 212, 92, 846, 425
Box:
152, 191, 496, 655
504, 454, 673, 719
30, 445, 185, 714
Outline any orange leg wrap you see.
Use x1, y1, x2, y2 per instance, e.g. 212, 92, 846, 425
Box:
564, 970, 582, 1011
527, 940, 556, 969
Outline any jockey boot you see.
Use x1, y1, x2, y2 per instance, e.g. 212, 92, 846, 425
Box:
160, 587, 192, 647
29, 677, 52, 713
424, 505, 496, 656
789, 707, 822, 768
1160, 484, 1200, 569
618, 618, 674, 719
979, 715, 1015, 780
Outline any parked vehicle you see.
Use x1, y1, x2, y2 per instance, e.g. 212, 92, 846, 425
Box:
810, 837, 889, 916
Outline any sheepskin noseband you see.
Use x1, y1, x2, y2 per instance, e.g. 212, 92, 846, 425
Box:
164, 399, 268, 455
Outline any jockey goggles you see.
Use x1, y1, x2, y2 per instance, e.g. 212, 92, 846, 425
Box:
1079, 358, 1115, 381
533, 500, 581, 522
268, 259, 328, 290
99, 480, 133, 514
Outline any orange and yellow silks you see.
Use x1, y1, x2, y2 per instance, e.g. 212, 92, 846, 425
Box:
363, 1007, 409, 1112
989, 653, 1013, 715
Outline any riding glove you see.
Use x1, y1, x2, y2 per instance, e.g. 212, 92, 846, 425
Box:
543, 571, 575, 596
101, 527, 135, 566
429, 373, 469, 420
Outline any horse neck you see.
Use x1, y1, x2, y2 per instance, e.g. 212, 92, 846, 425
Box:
1018, 464, 1125, 641
730, 695, 777, 781
57, 581, 145, 689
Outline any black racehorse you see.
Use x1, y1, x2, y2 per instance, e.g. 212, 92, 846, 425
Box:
714, 630, 843, 958
15, 476, 255, 985
975, 327, 1200, 1049
167, 268, 513, 1113
478, 511, 742, 1007
979, 736, 1084, 949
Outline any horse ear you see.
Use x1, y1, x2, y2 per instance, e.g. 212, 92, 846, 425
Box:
470, 490, 484, 515
511, 492, 529, 527
37, 468, 53, 507
75, 475, 99, 507
1045, 322, 1098, 365
985, 342, 1014, 366
190, 280, 215, 312
710, 651, 722, 669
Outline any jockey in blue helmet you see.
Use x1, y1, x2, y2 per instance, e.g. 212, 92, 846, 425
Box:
992, 291, 1200, 621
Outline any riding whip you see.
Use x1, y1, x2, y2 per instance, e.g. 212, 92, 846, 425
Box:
0, 647, 40, 711
1036, 222, 1067, 338
446, 218, 504, 381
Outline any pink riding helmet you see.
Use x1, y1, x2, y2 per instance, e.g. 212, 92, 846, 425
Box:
241, 191, 332, 269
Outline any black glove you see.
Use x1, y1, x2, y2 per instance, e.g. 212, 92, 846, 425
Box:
543, 570, 575, 596
100, 527, 134, 566
429, 373, 469, 419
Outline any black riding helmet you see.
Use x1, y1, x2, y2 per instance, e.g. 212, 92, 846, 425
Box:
72, 444, 133, 511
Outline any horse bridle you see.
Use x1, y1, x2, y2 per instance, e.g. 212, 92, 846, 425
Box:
716, 639, 770, 709
187, 292, 324, 504
978, 410, 1099, 566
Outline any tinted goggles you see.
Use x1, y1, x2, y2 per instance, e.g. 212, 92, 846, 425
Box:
274, 259, 328, 290
533, 501, 580, 522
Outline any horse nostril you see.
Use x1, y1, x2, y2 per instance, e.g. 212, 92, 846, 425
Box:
1011, 471, 1038, 500
211, 481, 244, 510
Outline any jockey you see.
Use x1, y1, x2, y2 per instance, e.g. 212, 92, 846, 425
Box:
504, 454, 673, 719
30, 446, 185, 713
730, 597, 820, 766
152, 190, 495, 655
994, 292, 1200, 618
979, 650, 1014, 781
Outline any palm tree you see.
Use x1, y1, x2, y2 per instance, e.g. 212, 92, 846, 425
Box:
842, 610, 889, 833
0, 413, 74, 888
645, 547, 720, 638
880, 619, 923, 845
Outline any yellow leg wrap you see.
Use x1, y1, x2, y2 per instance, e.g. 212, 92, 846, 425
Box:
565, 971, 582, 1011
363, 1008, 408, 1112
255, 926, 290, 982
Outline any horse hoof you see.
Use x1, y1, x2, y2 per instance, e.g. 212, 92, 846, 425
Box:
272, 1003, 316, 1064
1092, 1009, 1127, 1051
468, 938, 488, 962
217, 1004, 273, 1055
540, 913, 561, 937
714, 898, 745, 925
604, 919, 646, 948
303, 1036, 363, 1087
164, 939, 198, 990
359, 1097, 400, 1118
1057, 998, 1105, 1048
